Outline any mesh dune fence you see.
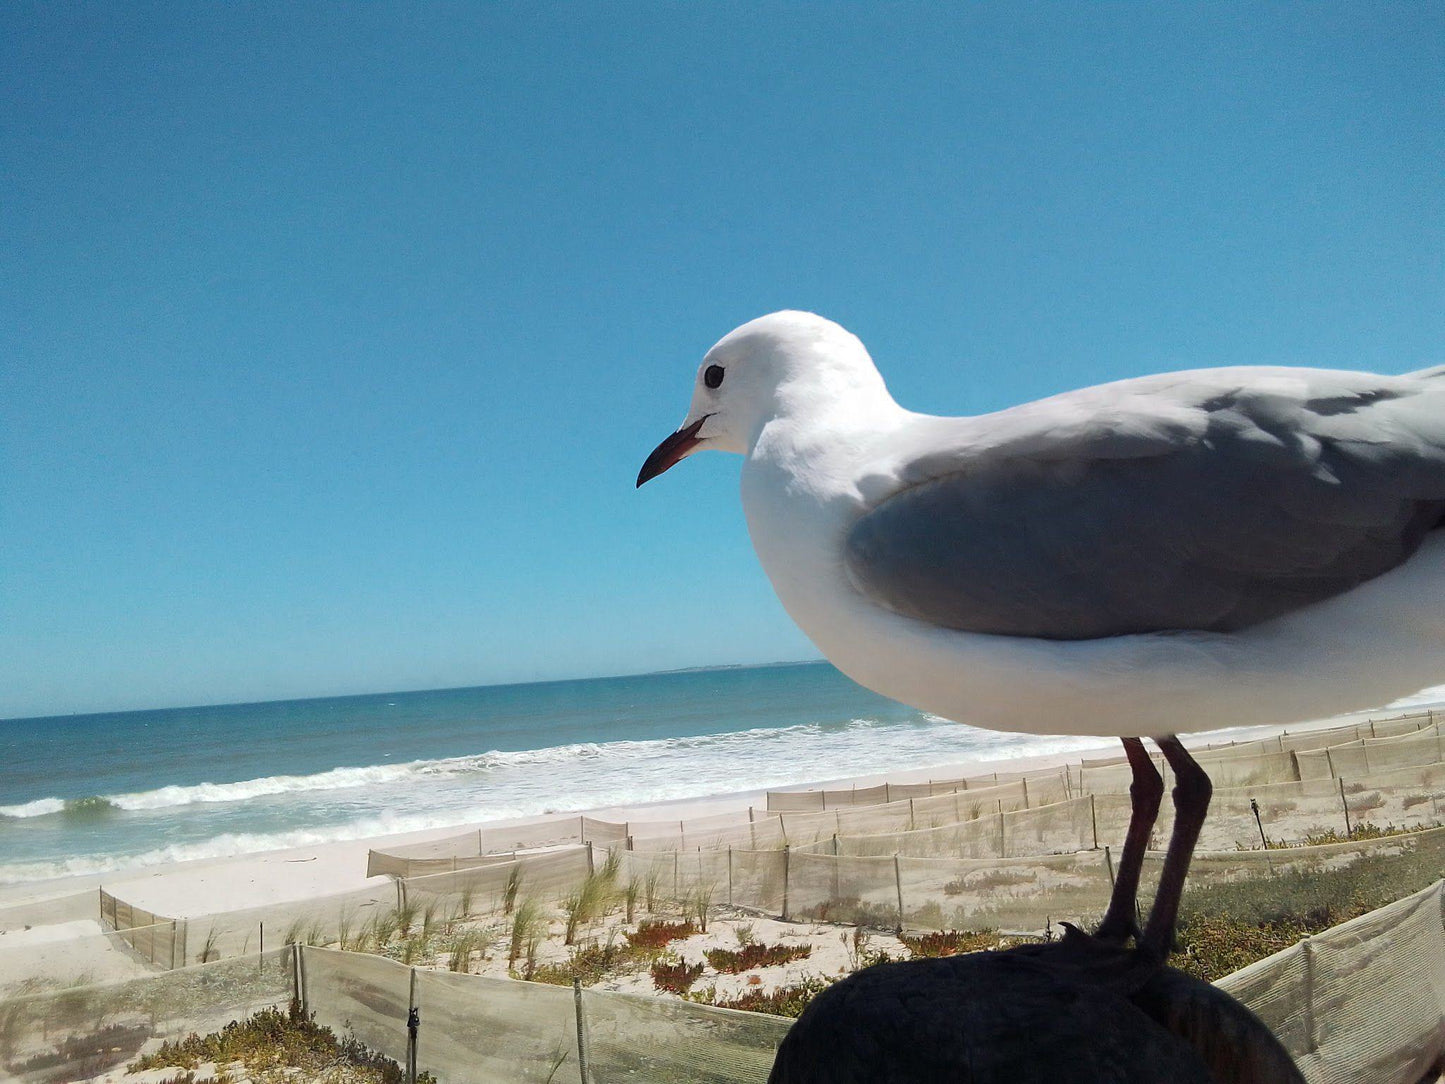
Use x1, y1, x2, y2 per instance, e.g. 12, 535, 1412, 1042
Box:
0, 948, 292, 1083
98, 890, 185, 970
612, 844, 1118, 932
763, 769, 1075, 812
0, 893, 96, 935
305, 883, 1445, 1084
304, 944, 792, 1084
4, 883, 1438, 1084
766, 710, 1439, 811
363, 711, 1443, 880
1216, 879, 1445, 1084
1297, 725, 1445, 780
86, 785, 1445, 989
791, 795, 1100, 860
311, 880, 1445, 1084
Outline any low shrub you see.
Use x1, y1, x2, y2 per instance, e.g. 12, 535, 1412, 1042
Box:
624, 919, 696, 951
805, 896, 898, 927
651, 957, 705, 994
706, 977, 828, 1018
531, 942, 631, 987
130, 1004, 434, 1084
705, 941, 811, 973
1176, 913, 1318, 983
900, 930, 1001, 958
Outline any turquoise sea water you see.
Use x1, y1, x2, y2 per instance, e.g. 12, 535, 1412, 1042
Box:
0, 662, 1105, 884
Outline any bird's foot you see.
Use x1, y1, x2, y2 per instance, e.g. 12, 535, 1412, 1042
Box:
1017, 922, 1165, 996
1090, 915, 1141, 949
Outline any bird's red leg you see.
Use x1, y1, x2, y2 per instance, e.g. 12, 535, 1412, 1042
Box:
1140, 735, 1212, 960
1093, 736, 1163, 944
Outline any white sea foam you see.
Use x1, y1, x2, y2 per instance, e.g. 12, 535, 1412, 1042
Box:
1386, 683, 1445, 709
0, 720, 847, 818
0, 798, 66, 819
0, 716, 1121, 885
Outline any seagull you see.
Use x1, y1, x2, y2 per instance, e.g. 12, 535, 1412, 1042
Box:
639, 311, 1445, 739
637, 309, 1445, 957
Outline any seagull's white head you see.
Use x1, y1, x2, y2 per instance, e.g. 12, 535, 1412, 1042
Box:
637, 310, 890, 486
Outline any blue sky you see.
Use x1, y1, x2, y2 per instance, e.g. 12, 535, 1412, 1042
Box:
3, 3, 1441, 718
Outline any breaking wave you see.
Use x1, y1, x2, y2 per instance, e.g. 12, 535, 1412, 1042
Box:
0, 720, 868, 821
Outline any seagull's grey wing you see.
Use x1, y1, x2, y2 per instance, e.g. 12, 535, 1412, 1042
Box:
846, 368, 1445, 640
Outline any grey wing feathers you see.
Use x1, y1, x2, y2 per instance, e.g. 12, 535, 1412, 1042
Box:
845, 369, 1445, 640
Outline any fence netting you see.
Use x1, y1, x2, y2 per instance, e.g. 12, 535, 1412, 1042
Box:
1, 880, 1440, 1084
1216, 880, 1445, 1084
365, 711, 1442, 880
0, 948, 291, 1082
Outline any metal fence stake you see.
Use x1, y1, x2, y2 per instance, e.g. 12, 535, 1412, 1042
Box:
893, 853, 904, 934
1301, 938, 1317, 1053
573, 978, 591, 1084
1251, 798, 1268, 850
407, 967, 420, 1084
781, 845, 791, 920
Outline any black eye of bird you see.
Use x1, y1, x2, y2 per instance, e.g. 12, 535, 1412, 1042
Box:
704, 364, 725, 389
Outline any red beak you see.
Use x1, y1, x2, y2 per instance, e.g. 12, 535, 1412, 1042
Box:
637, 416, 709, 487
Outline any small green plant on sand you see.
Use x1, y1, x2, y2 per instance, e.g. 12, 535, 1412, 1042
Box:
447, 928, 486, 973
373, 908, 400, 948
502, 865, 524, 915
394, 900, 419, 938
421, 899, 441, 938
196, 927, 221, 964
643, 865, 665, 913
689, 881, 716, 934
508, 897, 546, 970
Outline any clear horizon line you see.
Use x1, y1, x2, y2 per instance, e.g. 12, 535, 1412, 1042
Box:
0, 656, 829, 725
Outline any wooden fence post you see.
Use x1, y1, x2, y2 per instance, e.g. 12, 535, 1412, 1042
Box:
1339, 778, 1352, 837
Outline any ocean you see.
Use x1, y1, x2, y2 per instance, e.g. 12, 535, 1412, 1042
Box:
0, 661, 1121, 886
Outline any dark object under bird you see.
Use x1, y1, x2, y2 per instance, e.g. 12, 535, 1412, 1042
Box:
769, 739, 1305, 1083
